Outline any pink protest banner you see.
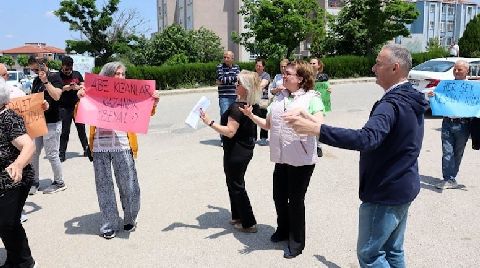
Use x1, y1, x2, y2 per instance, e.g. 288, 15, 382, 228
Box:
75, 73, 155, 134
8, 92, 48, 138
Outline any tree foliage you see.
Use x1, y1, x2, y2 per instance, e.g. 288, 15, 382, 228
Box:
0, 55, 15, 67
16, 55, 29, 68
233, 0, 326, 59
459, 15, 480, 57
131, 25, 224, 66
55, 0, 149, 66
325, 0, 419, 55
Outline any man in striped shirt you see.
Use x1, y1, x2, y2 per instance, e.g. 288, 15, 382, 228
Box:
216, 51, 240, 118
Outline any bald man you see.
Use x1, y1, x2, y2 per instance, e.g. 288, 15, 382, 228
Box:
435, 60, 471, 190
0, 63, 25, 98
216, 51, 240, 144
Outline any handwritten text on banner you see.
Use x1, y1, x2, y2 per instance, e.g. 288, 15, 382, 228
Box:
8, 92, 48, 138
75, 73, 155, 134
430, 80, 480, 117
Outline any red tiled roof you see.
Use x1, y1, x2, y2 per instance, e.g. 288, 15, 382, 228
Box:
1, 44, 65, 54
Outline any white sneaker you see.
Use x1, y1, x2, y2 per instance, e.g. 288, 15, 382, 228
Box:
20, 213, 28, 223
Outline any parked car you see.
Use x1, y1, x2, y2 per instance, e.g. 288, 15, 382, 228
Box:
408, 57, 480, 94
6, 71, 31, 94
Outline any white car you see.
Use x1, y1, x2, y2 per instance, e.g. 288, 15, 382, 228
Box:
6, 71, 31, 94
408, 57, 480, 94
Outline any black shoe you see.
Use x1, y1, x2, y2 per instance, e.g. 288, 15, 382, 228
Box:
101, 230, 116, 239
270, 231, 288, 243
59, 154, 66, 162
124, 223, 136, 232
317, 147, 323, 157
283, 247, 302, 259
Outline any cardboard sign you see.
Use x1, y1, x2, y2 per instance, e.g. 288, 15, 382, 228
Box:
76, 73, 155, 133
8, 92, 48, 138
430, 80, 480, 117
314, 81, 331, 112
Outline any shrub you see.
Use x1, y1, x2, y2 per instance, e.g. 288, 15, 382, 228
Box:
88, 51, 446, 90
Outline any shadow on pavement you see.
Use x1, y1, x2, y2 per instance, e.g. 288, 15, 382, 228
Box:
420, 175, 467, 193
64, 212, 102, 236
162, 205, 280, 254
64, 152, 85, 161
200, 139, 221, 147
24, 201, 42, 216
314, 255, 342, 268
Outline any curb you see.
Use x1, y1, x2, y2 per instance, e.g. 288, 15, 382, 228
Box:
157, 77, 376, 96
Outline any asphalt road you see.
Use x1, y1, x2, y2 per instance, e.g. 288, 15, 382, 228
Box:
1, 82, 479, 267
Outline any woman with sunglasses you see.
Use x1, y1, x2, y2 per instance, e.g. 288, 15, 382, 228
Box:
240, 61, 324, 258
200, 70, 262, 233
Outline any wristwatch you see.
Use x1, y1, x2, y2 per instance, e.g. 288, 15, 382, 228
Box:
43, 81, 50, 85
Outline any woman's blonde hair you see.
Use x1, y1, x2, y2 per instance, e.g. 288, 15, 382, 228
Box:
237, 70, 262, 105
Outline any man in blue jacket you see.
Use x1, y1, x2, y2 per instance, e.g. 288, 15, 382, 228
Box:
283, 44, 429, 267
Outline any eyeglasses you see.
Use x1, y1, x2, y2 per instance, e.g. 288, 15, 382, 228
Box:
284, 72, 298, 77
115, 71, 125, 76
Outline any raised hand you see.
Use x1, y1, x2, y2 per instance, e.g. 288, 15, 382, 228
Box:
238, 104, 253, 118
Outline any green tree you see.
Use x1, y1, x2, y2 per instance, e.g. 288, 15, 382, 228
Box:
16, 55, 29, 68
55, 0, 148, 66
459, 15, 480, 57
426, 38, 447, 56
47, 60, 62, 71
326, 0, 418, 55
233, 0, 326, 59
190, 27, 224, 63
0, 55, 15, 68
145, 24, 194, 66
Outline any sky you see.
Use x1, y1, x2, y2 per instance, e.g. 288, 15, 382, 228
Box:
0, 0, 157, 50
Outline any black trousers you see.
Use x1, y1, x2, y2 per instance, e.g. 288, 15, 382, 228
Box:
59, 106, 88, 157
223, 154, 256, 228
0, 184, 34, 268
273, 163, 315, 254
258, 108, 268, 139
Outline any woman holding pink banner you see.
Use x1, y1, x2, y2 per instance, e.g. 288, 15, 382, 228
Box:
78, 62, 159, 239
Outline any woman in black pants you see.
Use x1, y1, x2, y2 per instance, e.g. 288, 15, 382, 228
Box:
200, 70, 261, 233
0, 78, 36, 268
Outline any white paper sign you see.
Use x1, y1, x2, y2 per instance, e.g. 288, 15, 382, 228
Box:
185, 96, 211, 129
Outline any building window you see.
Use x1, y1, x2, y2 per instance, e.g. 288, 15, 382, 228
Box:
429, 21, 435, 30
440, 22, 446, 32
430, 4, 435, 14
448, 6, 454, 16
447, 22, 454, 32
442, 5, 447, 15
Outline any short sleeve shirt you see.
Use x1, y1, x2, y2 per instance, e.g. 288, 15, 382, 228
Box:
0, 109, 34, 191
221, 102, 258, 158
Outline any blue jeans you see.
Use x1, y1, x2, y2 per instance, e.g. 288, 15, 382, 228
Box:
441, 118, 470, 181
357, 202, 411, 268
219, 97, 236, 118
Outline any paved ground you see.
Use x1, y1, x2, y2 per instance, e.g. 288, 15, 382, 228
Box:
1, 80, 479, 267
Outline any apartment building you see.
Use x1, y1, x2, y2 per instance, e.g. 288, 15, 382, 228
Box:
157, 0, 249, 60
401, 0, 480, 52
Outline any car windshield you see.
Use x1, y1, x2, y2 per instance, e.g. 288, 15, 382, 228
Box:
7, 72, 17, 81
412, 61, 455, 72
